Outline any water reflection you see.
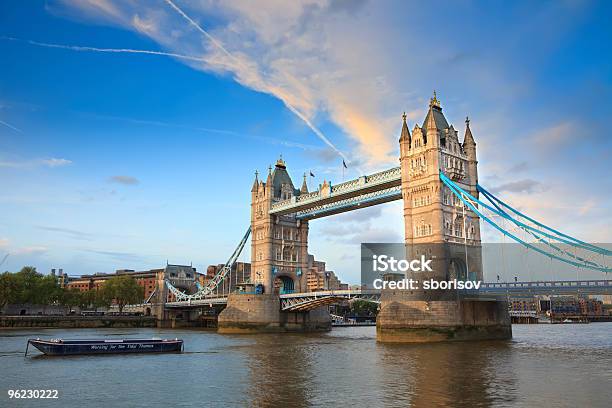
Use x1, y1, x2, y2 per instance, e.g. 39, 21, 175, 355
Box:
1, 325, 610, 407
377, 340, 518, 408
241, 331, 518, 407
244, 334, 313, 407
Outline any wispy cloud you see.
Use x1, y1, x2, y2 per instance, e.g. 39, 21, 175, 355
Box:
0, 238, 47, 257
530, 122, 575, 147
1, 36, 207, 63
12, 246, 48, 255
163, 0, 354, 168
507, 161, 530, 173
46, 1, 363, 167
0, 119, 22, 133
36, 226, 94, 241
41, 158, 72, 167
74, 110, 324, 152
83, 248, 143, 262
109, 175, 139, 185
0, 157, 72, 168
490, 179, 544, 194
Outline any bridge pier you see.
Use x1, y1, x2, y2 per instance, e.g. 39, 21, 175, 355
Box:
377, 290, 511, 342
218, 293, 331, 333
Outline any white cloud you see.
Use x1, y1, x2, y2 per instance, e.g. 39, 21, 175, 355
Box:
530, 122, 575, 147
41, 158, 72, 167
0, 119, 22, 133
12, 246, 48, 255
0, 157, 72, 169
108, 175, 140, 185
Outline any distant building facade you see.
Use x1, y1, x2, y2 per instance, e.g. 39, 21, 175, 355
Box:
203, 261, 251, 294
305, 255, 344, 292
64, 264, 200, 304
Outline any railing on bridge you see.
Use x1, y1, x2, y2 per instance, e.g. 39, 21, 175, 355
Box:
480, 280, 612, 295
165, 227, 251, 301
269, 166, 402, 218
279, 289, 381, 311
162, 280, 612, 309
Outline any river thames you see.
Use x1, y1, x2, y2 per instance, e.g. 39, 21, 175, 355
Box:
1, 323, 610, 407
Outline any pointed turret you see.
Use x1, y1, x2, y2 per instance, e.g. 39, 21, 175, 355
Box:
266, 165, 272, 183
399, 112, 411, 145
399, 112, 412, 157
265, 165, 273, 195
424, 92, 440, 131
421, 91, 450, 146
300, 173, 309, 194
463, 116, 478, 186
463, 116, 476, 148
251, 170, 259, 192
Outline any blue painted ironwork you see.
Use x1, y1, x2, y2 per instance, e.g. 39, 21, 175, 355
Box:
163, 280, 612, 308
296, 186, 402, 220
478, 184, 612, 255
165, 226, 251, 301
269, 166, 401, 217
440, 172, 612, 272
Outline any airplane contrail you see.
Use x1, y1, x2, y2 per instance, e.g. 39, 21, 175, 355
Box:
0, 119, 22, 133
1, 36, 207, 63
163, 0, 354, 167
0, 253, 9, 268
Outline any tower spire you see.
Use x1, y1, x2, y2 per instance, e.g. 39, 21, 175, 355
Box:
464, 115, 476, 147
300, 172, 309, 194
266, 165, 272, 184
251, 170, 259, 192
399, 112, 411, 146
429, 90, 441, 109
425, 90, 442, 131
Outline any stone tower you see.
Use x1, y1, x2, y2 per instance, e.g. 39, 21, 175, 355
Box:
219, 157, 330, 333
377, 92, 511, 342
250, 157, 310, 294
399, 92, 482, 282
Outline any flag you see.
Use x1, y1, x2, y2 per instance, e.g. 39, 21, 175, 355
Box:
309, 171, 315, 177
342, 159, 348, 169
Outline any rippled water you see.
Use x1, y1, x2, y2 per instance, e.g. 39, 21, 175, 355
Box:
1, 324, 611, 407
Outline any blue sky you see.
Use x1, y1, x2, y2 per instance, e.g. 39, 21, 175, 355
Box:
1, 0, 611, 283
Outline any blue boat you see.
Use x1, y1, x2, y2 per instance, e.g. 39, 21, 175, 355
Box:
26, 338, 184, 356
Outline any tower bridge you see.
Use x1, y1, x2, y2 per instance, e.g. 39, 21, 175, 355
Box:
160, 92, 611, 342
163, 280, 612, 310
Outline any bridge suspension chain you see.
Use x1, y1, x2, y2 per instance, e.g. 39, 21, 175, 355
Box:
477, 184, 612, 256
440, 172, 612, 273
165, 226, 251, 301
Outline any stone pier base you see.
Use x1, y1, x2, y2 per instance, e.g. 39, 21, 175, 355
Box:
218, 293, 331, 334
377, 290, 512, 343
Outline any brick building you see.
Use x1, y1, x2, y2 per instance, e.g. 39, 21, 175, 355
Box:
65, 264, 199, 303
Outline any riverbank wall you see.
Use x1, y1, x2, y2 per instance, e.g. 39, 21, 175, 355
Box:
0, 315, 157, 329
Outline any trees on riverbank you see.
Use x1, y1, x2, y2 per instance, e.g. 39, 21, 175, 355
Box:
0, 267, 62, 308
0, 267, 142, 313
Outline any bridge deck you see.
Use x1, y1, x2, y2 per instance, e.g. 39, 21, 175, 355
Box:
269, 167, 401, 219
162, 280, 612, 309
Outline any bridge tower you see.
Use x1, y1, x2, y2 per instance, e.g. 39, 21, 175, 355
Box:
250, 157, 310, 294
399, 93, 483, 281
218, 158, 330, 333
377, 93, 511, 342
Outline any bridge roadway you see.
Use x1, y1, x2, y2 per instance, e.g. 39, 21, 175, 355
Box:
269, 166, 402, 220
163, 280, 612, 311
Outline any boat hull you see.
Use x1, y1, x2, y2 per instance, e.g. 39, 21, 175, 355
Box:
27, 339, 183, 356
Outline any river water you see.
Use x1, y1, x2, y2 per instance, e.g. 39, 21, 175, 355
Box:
1, 323, 610, 407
